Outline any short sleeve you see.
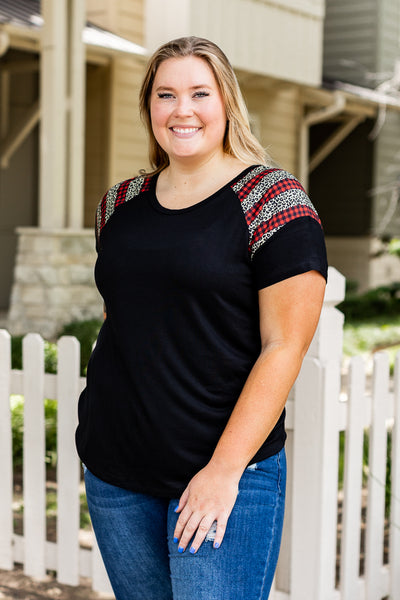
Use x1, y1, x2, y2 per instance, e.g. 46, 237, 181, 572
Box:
251, 216, 328, 289
231, 167, 328, 289
94, 176, 151, 252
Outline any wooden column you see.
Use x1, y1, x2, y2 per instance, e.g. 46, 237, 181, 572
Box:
39, 0, 86, 229
39, 0, 68, 228
67, 0, 86, 229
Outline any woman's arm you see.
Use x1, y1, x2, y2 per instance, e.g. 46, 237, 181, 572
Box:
173, 269, 326, 553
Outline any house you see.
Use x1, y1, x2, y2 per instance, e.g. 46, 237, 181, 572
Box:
1, 0, 399, 338
312, 0, 400, 290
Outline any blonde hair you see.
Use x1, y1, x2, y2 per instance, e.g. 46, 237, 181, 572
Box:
139, 36, 269, 174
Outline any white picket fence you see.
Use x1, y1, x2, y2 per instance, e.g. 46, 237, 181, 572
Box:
0, 331, 113, 595
0, 266, 399, 600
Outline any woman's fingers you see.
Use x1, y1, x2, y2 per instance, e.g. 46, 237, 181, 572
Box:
174, 487, 189, 514
173, 503, 191, 543
178, 513, 214, 553
212, 518, 228, 549
189, 515, 226, 553
172, 463, 240, 552
174, 510, 229, 553
183, 515, 214, 554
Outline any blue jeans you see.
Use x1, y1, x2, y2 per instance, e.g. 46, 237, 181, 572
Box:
84, 448, 286, 600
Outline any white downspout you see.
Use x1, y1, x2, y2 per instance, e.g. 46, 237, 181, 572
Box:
299, 91, 346, 190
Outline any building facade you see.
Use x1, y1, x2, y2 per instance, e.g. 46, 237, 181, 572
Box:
1, 0, 399, 338
316, 0, 400, 288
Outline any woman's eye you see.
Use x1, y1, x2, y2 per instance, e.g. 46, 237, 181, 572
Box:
193, 91, 209, 98
157, 93, 174, 99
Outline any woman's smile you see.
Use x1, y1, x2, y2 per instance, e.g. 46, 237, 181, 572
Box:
170, 126, 202, 138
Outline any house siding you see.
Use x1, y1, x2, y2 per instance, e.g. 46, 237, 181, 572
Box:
243, 83, 301, 175
373, 0, 400, 238
372, 111, 400, 238
376, 0, 400, 76
323, 0, 378, 87
108, 57, 148, 184
86, 0, 144, 44
146, 0, 324, 86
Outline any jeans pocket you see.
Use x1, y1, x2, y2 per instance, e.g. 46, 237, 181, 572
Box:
245, 449, 286, 495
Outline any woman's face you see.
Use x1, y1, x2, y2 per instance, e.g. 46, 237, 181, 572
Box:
149, 56, 227, 165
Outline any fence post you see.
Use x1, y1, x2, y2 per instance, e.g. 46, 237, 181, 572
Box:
23, 333, 46, 579
391, 353, 400, 599
365, 352, 389, 599
0, 329, 13, 570
290, 267, 345, 600
57, 336, 81, 585
340, 356, 365, 599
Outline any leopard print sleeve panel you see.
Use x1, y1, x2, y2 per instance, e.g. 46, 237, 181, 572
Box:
95, 175, 152, 249
231, 167, 322, 260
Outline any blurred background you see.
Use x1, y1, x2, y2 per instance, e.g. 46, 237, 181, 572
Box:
1, 2, 400, 599
0, 0, 400, 343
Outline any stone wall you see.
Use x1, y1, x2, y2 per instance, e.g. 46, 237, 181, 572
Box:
7, 228, 102, 339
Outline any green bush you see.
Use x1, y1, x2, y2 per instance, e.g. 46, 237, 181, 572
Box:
11, 336, 58, 374
10, 396, 24, 468
338, 283, 400, 321
10, 318, 102, 376
11, 396, 58, 468
44, 341, 58, 374
58, 318, 102, 376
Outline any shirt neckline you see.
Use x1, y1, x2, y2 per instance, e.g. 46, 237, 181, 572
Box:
148, 165, 261, 215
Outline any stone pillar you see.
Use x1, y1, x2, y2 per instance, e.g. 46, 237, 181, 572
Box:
7, 228, 101, 339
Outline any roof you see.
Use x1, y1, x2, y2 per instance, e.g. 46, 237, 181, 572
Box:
0, 0, 148, 57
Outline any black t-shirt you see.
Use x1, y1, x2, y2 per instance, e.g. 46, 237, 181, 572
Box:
75, 165, 328, 497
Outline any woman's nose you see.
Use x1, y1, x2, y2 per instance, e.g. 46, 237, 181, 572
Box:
173, 96, 194, 117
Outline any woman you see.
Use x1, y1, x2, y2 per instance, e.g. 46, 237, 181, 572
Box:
76, 36, 327, 600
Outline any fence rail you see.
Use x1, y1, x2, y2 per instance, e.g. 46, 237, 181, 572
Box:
0, 267, 399, 599
0, 330, 112, 595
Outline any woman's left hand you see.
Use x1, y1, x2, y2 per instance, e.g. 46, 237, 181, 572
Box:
173, 461, 241, 553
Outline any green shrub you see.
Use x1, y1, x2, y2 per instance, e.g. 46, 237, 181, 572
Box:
388, 237, 400, 258
44, 399, 58, 467
44, 341, 58, 374
11, 336, 58, 374
338, 283, 400, 321
58, 319, 102, 376
11, 396, 24, 468
11, 395, 58, 468
10, 318, 102, 376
